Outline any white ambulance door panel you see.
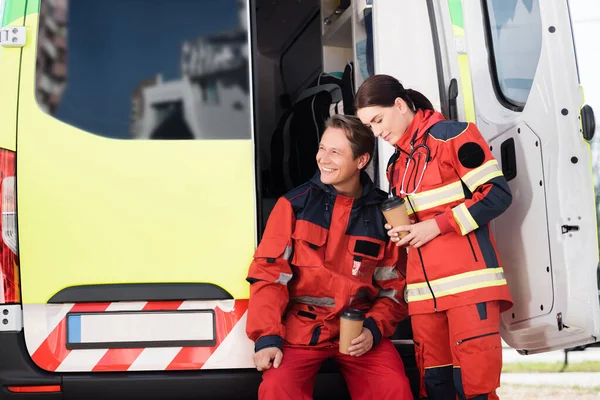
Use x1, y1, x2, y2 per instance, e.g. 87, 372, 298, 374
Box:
372, 1, 442, 190
462, 0, 600, 353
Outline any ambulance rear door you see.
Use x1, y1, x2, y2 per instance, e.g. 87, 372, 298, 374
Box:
16, 0, 256, 372
457, 0, 600, 353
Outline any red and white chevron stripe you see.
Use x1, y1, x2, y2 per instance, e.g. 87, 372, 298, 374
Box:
22, 300, 254, 372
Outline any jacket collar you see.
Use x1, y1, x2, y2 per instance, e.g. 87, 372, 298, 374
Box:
310, 170, 385, 206
396, 109, 446, 153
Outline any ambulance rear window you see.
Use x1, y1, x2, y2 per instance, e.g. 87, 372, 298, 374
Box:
484, 0, 542, 109
34, 0, 251, 140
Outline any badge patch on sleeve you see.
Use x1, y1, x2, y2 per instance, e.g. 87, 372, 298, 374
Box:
458, 142, 485, 169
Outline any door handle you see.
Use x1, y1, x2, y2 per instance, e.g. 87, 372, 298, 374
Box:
500, 138, 517, 182
581, 104, 595, 141
448, 78, 458, 121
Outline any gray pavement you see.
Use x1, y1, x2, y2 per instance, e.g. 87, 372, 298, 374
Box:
501, 346, 600, 388
503, 347, 600, 364
501, 372, 600, 388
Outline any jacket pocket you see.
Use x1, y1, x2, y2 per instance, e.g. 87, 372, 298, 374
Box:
465, 234, 478, 262
291, 220, 328, 267
283, 306, 328, 346
347, 236, 385, 279
454, 331, 501, 397
253, 238, 289, 260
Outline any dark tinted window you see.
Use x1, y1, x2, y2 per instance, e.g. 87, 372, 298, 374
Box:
35, 0, 250, 140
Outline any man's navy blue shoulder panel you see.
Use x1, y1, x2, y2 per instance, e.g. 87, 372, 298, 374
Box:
283, 181, 318, 207
428, 121, 469, 141
283, 182, 330, 229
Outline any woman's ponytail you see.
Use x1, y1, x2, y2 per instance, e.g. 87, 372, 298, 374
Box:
405, 89, 435, 112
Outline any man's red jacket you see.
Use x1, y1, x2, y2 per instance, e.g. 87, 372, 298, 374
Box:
246, 172, 408, 351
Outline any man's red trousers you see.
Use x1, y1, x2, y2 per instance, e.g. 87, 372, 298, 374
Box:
259, 338, 413, 399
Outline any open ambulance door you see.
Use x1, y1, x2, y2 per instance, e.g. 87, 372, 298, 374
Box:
373, 0, 600, 354
453, 0, 599, 353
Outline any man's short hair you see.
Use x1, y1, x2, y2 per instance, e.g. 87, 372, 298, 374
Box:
325, 115, 375, 169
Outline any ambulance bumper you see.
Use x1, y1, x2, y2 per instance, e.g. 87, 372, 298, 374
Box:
0, 331, 418, 399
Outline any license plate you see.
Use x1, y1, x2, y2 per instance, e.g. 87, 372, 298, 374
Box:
66, 310, 216, 350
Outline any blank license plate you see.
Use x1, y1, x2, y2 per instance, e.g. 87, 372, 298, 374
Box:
66, 310, 216, 350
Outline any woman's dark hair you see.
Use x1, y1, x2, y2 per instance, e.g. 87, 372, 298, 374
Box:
325, 114, 375, 169
354, 74, 434, 112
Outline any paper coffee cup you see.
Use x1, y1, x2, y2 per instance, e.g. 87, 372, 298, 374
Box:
380, 196, 411, 239
339, 308, 365, 354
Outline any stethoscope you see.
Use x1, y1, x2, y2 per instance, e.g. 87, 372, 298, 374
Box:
389, 128, 431, 198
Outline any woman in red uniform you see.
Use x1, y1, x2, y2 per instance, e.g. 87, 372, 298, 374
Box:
355, 74, 513, 400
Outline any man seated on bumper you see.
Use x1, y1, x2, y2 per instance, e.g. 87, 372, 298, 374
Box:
246, 115, 413, 400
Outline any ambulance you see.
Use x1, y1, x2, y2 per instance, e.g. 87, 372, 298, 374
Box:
0, 0, 597, 398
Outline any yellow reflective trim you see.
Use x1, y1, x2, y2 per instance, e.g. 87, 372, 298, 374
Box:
405, 180, 464, 215
408, 192, 464, 213
409, 180, 462, 200
452, 203, 478, 235
468, 170, 504, 193
464, 206, 478, 231
407, 267, 504, 290
452, 203, 469, 235
407, 279, 507, 302
462, 160, 498, 184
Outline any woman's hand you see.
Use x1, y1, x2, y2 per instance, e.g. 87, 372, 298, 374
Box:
386, 219, 441, 248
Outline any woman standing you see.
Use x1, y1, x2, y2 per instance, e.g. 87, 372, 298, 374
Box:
355, 74, 513, 400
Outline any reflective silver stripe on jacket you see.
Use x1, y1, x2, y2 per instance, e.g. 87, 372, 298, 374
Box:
292, 296, 335, 308
283, 245, 293, 261
377, 289, 399, 304
374, 266, 399, 281
275, 272, 293, 285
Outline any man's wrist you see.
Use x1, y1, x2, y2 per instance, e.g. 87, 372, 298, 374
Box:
255, 335, 283, 352
363, 317, 382, 346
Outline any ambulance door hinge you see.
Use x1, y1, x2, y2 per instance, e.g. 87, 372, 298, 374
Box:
561, 225, 579, 234
0, 26, 26, 48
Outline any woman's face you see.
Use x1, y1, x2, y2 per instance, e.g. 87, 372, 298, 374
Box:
357, 98, 413, 146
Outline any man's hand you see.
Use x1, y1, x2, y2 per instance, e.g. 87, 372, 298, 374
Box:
348, 327, 373, 357
388, 219, 441, 248
253, 347, 283, 371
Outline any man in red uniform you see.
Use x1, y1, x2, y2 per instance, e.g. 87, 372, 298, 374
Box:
246, 115, 413, 400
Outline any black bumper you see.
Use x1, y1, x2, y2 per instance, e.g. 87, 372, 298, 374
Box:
0, 328, 418, 400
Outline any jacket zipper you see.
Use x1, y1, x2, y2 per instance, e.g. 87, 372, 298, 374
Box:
456, 331, 499, 346
406, 193, 437, 311
416, 247, 437, 311
466, 234, 478, 262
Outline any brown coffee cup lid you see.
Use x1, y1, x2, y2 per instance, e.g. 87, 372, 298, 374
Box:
341, 308, 365, 321
380, 196, 405, 212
